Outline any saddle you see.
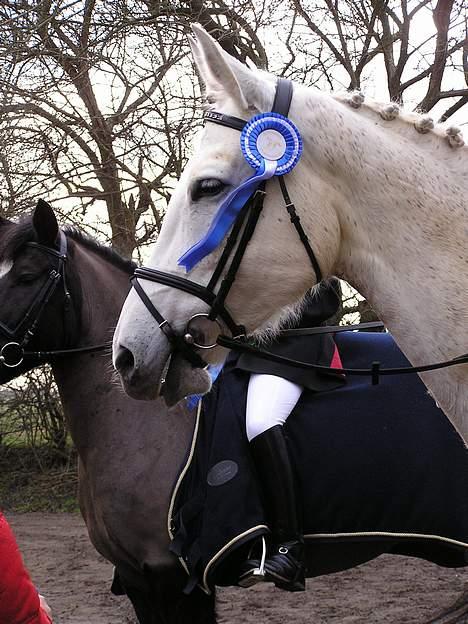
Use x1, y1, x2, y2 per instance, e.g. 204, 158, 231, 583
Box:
169, 331, 468, 594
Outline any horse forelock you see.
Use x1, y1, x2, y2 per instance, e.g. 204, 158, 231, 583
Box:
0, 218, 38, 262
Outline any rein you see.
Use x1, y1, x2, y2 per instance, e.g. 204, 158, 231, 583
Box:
0, 230, 109, 369
129, 79, 467, 386
218, 324, 468, 386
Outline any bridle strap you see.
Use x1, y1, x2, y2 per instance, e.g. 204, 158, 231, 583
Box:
208, 184, 266, 325
272, 78, 293, 116
24, 343, 110, 359
0, 229, 109, 368
203, 111, 246, 132
217, 333, 468, 386
207, 200, 251, 292
280, 321, 385, 336
132, 268, 242, 337
131, 277, 205, 368
0, 233, 68, 344
278, 176, 323, 282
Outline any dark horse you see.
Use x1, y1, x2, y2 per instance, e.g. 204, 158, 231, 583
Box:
1, 201, 467, 623
0, 201, 215, 624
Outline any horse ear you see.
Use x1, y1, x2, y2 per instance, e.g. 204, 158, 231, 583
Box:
32, 199, 59, 246
190, 24, 274, 112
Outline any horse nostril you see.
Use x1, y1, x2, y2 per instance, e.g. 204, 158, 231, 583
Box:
115, 345, 136, 377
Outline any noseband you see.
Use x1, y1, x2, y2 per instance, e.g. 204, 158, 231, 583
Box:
132, 79, 322, 368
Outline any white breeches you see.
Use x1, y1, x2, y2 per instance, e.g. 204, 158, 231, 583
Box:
246, 374, 303, 442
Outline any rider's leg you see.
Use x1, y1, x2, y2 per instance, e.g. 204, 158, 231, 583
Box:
239, 374, 305, 591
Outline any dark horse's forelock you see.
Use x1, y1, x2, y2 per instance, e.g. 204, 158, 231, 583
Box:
0, 219, 39, 262
0, 218, 136, 276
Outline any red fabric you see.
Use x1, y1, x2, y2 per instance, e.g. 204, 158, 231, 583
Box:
330, 343, 343, 370
0, 512, 52, 624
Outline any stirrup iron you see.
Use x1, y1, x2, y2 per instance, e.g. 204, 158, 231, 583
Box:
238, 537, 267, 588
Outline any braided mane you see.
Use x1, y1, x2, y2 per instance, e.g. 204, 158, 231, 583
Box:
334, 90, 466, 150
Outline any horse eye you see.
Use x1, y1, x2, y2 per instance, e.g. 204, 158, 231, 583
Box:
191, 179, 226, 201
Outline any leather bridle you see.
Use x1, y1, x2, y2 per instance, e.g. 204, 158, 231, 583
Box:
129, 80, 468, 384
0, 230, 107, 369
131, 79, 322, 368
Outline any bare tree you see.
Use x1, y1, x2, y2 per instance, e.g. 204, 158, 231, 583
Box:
2, 1, 465, 258
0, 0, 197, 256
142, 0, 269, 66
283, 0, 467, 121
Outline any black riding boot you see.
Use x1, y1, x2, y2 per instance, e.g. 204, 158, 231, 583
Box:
239, 425, 305, 592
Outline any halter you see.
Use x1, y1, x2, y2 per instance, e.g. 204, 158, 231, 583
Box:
0, 230, 107, 369
132, 79, 321, 368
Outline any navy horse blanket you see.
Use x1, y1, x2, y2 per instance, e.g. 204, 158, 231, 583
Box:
169, 331, 468, 593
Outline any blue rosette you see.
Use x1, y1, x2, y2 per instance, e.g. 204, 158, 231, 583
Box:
178, 112, 303, 271
241, 112, 303, 175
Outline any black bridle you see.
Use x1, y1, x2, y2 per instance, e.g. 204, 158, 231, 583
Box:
0, 231, 107, 369
132, 79, 322, 366
130, 80, 468, 384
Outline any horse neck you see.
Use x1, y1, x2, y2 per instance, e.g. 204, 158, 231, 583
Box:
294, 88, 468, 440
50, 241, 195, 568
50, 242, 132, 444
49, 242, 190, 453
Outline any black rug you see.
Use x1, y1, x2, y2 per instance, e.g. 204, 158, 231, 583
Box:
169, 331, 468, 594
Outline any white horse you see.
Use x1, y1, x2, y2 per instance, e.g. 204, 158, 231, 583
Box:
113, 25, 468, 444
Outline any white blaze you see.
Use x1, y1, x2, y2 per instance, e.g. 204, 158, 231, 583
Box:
0, 260, 13, 279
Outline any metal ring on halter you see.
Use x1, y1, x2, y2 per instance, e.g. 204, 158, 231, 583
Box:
0, 342, 24, 368
183, 313, 223, 350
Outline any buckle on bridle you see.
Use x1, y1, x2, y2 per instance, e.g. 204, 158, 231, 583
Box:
183, 313, 223, 350
0, 342, 24, 368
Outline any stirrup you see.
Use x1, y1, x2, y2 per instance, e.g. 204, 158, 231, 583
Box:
238, 537, 267, 588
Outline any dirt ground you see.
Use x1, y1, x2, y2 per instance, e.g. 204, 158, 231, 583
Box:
8, 512, 468, 624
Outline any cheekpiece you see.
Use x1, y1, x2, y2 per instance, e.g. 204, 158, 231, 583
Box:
240, 112, 302, 175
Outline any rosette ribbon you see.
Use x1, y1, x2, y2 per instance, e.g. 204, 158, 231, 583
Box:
178, 112, 302, 272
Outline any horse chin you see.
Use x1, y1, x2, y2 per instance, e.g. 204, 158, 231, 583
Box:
161, 355, 212, 407
119, 374, 162, 402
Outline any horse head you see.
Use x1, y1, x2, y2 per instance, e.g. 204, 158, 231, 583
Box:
113, 25, 342, 404
0, 200, 80, 383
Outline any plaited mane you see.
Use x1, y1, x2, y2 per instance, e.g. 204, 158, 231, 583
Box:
336, 91, 466, 149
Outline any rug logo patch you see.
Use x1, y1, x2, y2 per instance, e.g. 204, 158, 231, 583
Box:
207, 460, 239, 486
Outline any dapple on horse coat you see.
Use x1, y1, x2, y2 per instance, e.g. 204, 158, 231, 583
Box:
113, 25, 467, 445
